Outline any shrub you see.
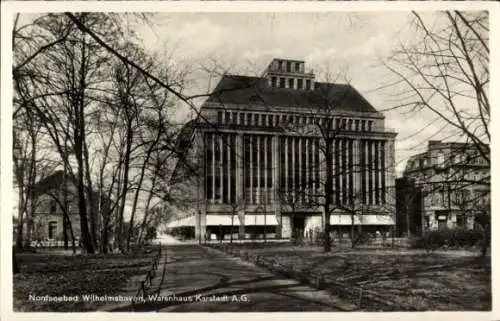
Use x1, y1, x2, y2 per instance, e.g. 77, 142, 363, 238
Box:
410, 228, 484, 251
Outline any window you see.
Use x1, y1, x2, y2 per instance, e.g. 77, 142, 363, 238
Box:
342, 118, 347, 130
262, 114, 267, 126
295, 62, 300, 72
239, 113, 245, 125
361, 120, 366, 131
232, 112, 237, 124
335, 118, 340, 130
280, 77, 285, 88
306, 79, 311, 90
225, 112, 230, 123
271, 77, 277, 88
255, 114, 260, 126
48, 221, 57, 240
437, 153, 445, 167
269, 115, 274, 126
368, 120, 373, 131
217, 111, 223, 124
288, 78, 295, 89
247, 113, 252, 125
348, 119, 353, 131
355, 119, 360, 131
287, 61, 291, 72
50, 200, 57, 213
297, 79, 303, 89
280, 60, 286, 71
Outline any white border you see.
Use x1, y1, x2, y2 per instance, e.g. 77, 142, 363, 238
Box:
1, 1, 498, 321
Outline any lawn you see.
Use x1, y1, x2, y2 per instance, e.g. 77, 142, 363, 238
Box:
209, 243, 491, 311
13, 246, 159, 312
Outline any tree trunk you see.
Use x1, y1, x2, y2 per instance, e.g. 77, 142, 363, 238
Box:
137, 173, 157, 245
83, 139, 98, 249
117, 122, 133, 252
13, 248, 20, 274
127, 138, 157, 251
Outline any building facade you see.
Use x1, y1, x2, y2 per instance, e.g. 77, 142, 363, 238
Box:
168, 58, 397, 241
27, 170, 111, 243
400, 140, 490, 232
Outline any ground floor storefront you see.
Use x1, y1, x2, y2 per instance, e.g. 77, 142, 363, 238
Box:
167, 212, 395, 241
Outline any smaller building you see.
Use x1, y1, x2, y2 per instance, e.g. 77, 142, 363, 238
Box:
28, 171, 111, 243
399, 140, 490, 233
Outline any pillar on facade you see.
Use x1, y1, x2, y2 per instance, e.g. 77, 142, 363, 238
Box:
354, 139, 361, 200
256, 136, 261, 204
236, 134, 245, 239
220, 135, 224, 204
211, 133, 216, 202
273, 136, 282, 238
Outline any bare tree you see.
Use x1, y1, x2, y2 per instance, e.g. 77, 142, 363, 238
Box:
381, 10, 490, 253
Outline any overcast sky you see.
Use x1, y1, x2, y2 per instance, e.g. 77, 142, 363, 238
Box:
134, 11, 462, 175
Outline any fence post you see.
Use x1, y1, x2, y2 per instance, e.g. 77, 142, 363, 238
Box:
141, 281, 146, 299
358, 285, 363, 309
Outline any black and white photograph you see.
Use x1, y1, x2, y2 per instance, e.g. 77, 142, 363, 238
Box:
1, 1, 496, 317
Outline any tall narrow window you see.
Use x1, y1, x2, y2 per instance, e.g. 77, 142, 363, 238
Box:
239, 113, 245, 125
305, 79, 311, 90
225, 112, 230, 124
222, 138, 228, 204
271, 76, 277, 88
355, 119, 360, 131
287, 61, 291, 72
295, 62, 300, 72
280, 77, 285, 88
206, 134, 213, 201
247, 113, 252, 125
297, 79, 303, 89
262, 114, 267, 126
48, 221, 57, 239
217, 111, 223, 124
230, 135, 236, 203
50, 200, 57, 213
288, 78, 295, 89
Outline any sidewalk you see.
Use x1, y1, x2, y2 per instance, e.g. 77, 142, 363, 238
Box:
110, 244, 358, 312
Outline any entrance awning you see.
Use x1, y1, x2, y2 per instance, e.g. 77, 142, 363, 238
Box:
166, 215, 196, 228
329, 214, 394, 225
240, 214, 278, 226
205, 214, 278, 226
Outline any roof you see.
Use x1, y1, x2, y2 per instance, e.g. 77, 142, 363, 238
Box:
33, 170, 113, 204
204, 75, 379, 114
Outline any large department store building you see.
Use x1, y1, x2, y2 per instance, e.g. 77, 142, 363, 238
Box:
167, 58, 397, 241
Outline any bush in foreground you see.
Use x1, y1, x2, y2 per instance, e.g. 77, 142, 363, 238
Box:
410, 228, 483, 251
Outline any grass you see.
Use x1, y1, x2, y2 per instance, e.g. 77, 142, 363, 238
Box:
13, 246, 158, 312
209, 242, 491, 311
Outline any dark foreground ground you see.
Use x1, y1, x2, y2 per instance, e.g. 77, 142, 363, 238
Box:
13, 247, 158, 312
208, 242, 491, 311
12, 241, 491, 312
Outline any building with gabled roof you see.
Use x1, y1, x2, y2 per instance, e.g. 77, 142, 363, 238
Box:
168, 58, 397, 241
28, 170, 113, 244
